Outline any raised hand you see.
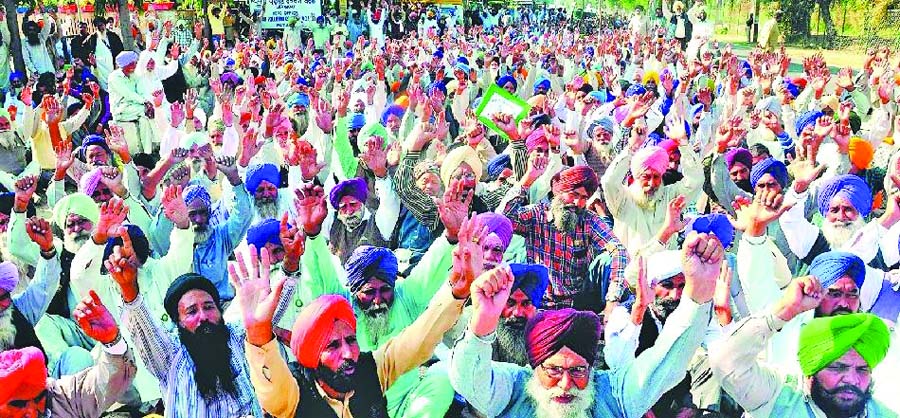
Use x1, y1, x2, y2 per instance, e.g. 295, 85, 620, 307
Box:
522, 151, 549, 188
313, 96, 335, 133
631, 255, 653, 325
13, 175, 38, 213
162, 185, 190, 229
293, 184, 328, 236
469, 265, 515, 337
54, 142, 75, 181
25, 216, 54, 253
360, 136, 388, 177
659, 194, 687, 242
279, 212, 306, 272
788, 157, 825, 194
436, 179, 474, 242
73, 290, 120, 344
491, 113, 519, 140
93, 198, 129, 244
681, 231, 724, 304
105, 124, 129, 161
99, 166, 126, 196
713, 261, 733, 326
104, 226, 139, 302
229, 245, 288, 347
386, 141, 402, 167
729, 189, 794, 236
774, 275, 823, 322
239, 128, 264, 167
215, 156, 240, 184
450, 214, 489, 299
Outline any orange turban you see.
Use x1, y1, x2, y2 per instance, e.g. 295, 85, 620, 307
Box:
290, 295, 357, 369
848, 137, 874, 170
0, 347, 46, 404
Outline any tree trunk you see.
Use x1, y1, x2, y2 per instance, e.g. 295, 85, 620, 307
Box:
817, 0, 836, 37
117, 0, 134, 50
5, 0, 24, 74
780, 0, 814, 40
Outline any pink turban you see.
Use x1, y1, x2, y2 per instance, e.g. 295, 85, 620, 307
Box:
0, 261, 18, 292
0, 347, 47, 405
79, 167, 104, 196
290, 295, 357, 369
631, 146, 668, 176
552, 166, 599, 196
525, 308, 601, 368
525, 129, 549, 153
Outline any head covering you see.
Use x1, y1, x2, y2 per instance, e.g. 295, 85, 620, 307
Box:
440, 146, 483, 187
344, 246, 398, 293
525, 308, 601, 368
330, 178, 368, 210
497, 75, 517, 90
349, 113, 367, 130
115, 51, 139, 68
183, 184, 211, 208
724, 147, 752, 170
486, 154, 511, 181
180, 132, 209, 150
798, 313, 890, 376
246, 219, 282, 251
630, 145, 669, 176
79, 167, 104, 196
848, 137, 874, 170
290, 294, 357, 369
552, 166, 599, 196
0, 347, 46, 405
658, 139, 679, 153
102, 224, 150, 272
645, 250, 683, 287
455, 62, 471, 74
795, 110, 824, 137
524, 128, 549, 153
686, 213, 735, 248
475, 212, 513, 250
783, 77, 801, 98
586, 116, 615, 139
413, 159, 441, 181
245, 163, 280, 194
750, 158, 789, 189
817, 174, 873, 218
0, 261, 19, 292
510, 263, 550, 308
8, 71, 24, 83
809, 251, 866, 289
625, 83, 646, 97
429, 81, 447, 97
164, 273, 221, 324
52, 193, 98, 228
533, 78, 551, 94
381, 105, 405, 126
78, 134, 112, 161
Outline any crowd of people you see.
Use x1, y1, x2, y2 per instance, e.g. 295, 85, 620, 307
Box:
0, 0, 898, 417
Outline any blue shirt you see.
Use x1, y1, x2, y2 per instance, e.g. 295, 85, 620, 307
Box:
192, 185, 253, 301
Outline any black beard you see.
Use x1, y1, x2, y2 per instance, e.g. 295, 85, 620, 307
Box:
314, 360, 358, 394
26, 34, 40, 45
496, 317, 529, 366
815, 306, 855, 318
650, 298, 679, 322
811, 376, 871, 418
736, 179, 753, 193
179, 321, 237, 399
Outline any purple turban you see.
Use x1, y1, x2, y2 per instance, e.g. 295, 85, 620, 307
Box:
809, 251, 865, 289
78, 167, 104, 196
246, 219, 282, 252
344, 246, 398, 293
245, 163, 281, 194
330, 178, 368, 210
183, 184, 211, 207
724, 147, 752, 170
0, 261, 19, 292
510, 263, 549, 308
817, 174, 872, 218
686, 213, 735, 248
750, 158, 789, 189
475, 212, 513, 250
525, 308, 601, 368
795, 110, 824, 138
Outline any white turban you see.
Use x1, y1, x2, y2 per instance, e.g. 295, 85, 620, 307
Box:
115, 51, 139, 68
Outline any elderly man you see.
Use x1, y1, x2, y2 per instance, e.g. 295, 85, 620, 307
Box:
81, 15, 124, 90
108, 51, 156, 154
450, 230, 724, 417
573, 116, 618, 180
711, 276, 895, 417
0, 292, 136, 417
503, 165, 629, 312
328, 177, 393, 264
0, 108, 27, 182
244, 162, 293, 224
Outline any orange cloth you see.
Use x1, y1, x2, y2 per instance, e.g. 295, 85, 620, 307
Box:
848, 137, 874, 170
290, 295, 357, 369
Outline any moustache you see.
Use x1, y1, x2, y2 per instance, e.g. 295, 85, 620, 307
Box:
504, 316, 527, 329
364, 302, 389, 315
337, 359, 358, 375
827, 384, 866, 398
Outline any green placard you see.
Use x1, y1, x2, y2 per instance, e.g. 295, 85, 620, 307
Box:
475, 84, 532, 140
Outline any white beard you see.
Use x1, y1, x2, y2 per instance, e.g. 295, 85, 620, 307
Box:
628, 183, 661, 210
0, 309, 17, 350
63, 232, 90, 253
525, 371, 595, 418
255, 199, 280, 220
822, 217, 865, 249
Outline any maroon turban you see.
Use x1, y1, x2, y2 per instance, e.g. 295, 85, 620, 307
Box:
290, 294, 357, 369
552, 166, 599, 196
525, 308, 601, 368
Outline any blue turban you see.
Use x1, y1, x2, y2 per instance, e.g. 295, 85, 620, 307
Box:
686, 213, 735, 248
795, 110, 824, 138
455, 62, 470, 74
245, 163, 281, 194
809, 251, 865, 289
433, 47, 444, 59
381, 105, 405, 126
625, 83, 646, 97
497, 75, 518, 90
344, 246, 398, 293
296, 76, 310, 87
486, 154, 511, 181
457, 56, 469, 65
783, 78, 800, 98
9, 71, 24, 83
78, 134, 112, 161
510, 263, 550, 308
817, 174, 872, 218
534, 78, 551, 94
429, 81, 447, 97
750, 158, 789, 189
293, 93, 310, 108
246, 219, 282, 252
587, 116, 615, 138
329, 177, 368, 210
183, 184, 211, 207
349, 113, 367, 130
587, 90, 606, 104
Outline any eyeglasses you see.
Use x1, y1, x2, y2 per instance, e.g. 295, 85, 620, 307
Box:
541, 364, 589, 379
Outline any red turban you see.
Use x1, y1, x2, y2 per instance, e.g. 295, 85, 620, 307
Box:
0, 347, 47, 404
552, 166, 599, 196
290, 295, 357, 369
525, 308, 601, 368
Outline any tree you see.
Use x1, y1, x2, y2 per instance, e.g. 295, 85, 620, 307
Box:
95, 0, 136, 50
4, 1, 25, 74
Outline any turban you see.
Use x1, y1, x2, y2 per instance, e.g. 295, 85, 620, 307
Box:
625, 83, 646, 97
246, 219, 282, 251
293, 93, 310, 109
817, 174, 872, 218
497, 75, 517, 90
658, 139, 679, 153
587, 90, 607, 104
525, 308, 601, 368
510, 263, 550, 308
52, 193, 98, 228
0, 347, 46, 405
290, 294, 356, 369
553, 165, 599, 196
220, 71, 242, 86
429, 81, 447, 97
115, 51, 139, 68
783, 77, 801, 98
345, 246, 398, 293
525, 128, 549, 153
8, 71, 24, 83
164, 273, 221, 324
349, 113, 367, 130
724, 147, 752, 170
486, 154, 511, 181
0, 261, 18, 292
642, 70, 660, 85
79, 167, 104, 196
475, 212, 513, 250
686, 213, 735, 248
630, 146, 668, 176
809, 251, 865, 289
102, 225, 150, 273
78, 134, 112, 161
381, 104, 405, 126
330, 177, 368, 210
245, 163, 281, 194
646, 250, 683, 287
440, 146, 483, 187
586, 116, 614, 139
795, 110, 824, 138
750, 158, 789, 189
413, 159, 441, 181
534, 77, 551, 94
180, 132, 209, 149
455, 62, 471, 74
848, 137, 874, 170
798, 313, 890, 376
183, 184, 211, 207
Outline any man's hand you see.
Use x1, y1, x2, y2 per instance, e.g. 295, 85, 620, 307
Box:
229, 245, 288, 347
240, 127, 264, 167
279, 213, 305, 273
521, 152, 548, 188
658, 195, 687, 244
313, 96, 335, 134
13, 175, 37, 213
631, 256, 652, 325
436, 179, 473, 243
293, 184, 328, 236
774, 275, 823, 322
491, 113, 519, 141
170, 101, 186, 127
681, 231, 724, 304
469, 265, 515, 337
54, 142, 75, 181
93, 198, 129, 244
99, 166, 127, 197
162, 185, 190, 229
713, 261, 733, 326
359, 136, 388, 178
26, 216, 54, 253
729, 190, 794, 236
73, 290, 120, 345
449, 214, 488, 299
788, 157, 825, 194
105, 124, 130, 162
215, 156, 241, 185
104, 226, 139, 302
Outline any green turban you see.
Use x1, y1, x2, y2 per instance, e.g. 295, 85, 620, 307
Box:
798, 313, 891, 376
52, 193, 99, 228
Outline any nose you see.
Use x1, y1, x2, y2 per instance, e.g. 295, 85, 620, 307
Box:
511, 305, 526, 319
372, 292, 383, 306
558, 372, 575, 391
340, 341, 355, 360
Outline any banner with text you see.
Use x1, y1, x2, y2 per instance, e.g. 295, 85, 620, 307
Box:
253, 0, 322, 30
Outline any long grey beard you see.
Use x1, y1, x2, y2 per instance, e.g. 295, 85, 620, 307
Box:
495, 320, 529, 366
592, 142, 614, 165
194, 227, 213, 244
550, 199, 580, 233
63, 232, 90, 253
362, 308, 391, 347
628, 183, 661, 210
0, 309, 17, 350
255, 199, 280, 220
525, 370, 595, 418
822, 217, 865, 249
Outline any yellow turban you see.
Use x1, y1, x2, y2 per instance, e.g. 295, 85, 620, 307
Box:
440, 145, 483, 187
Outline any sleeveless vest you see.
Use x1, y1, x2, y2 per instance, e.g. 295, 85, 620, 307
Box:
636, 309, 692, 416
12, 307, 45, 360
292, 352, 389, 418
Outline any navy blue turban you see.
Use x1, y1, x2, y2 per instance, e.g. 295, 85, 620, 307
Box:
750, 158, 789, 189
245, 163, 281, 194
486, 154, 511, 181
497, 75, 517, 90
246, 219, 282, 253
345, 246, 398, 293
510, 263, 550, 308
795, 110, 824, 138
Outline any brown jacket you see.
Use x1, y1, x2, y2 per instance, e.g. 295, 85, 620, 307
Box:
46, 344, 137, 417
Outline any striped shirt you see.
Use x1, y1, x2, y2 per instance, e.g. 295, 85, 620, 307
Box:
122, 295, 263, 418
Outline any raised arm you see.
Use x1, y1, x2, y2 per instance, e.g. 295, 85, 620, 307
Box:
11, 217, 61, 325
